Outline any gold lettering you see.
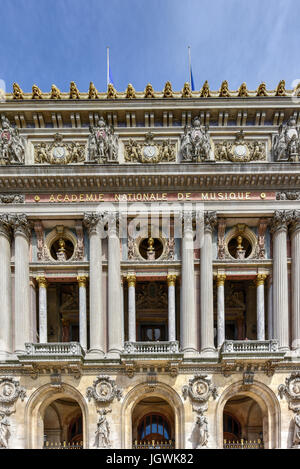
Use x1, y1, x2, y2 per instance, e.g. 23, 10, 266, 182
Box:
150, 193, 156, 201
49, 194, 56, 202
99, 194, 104, 201
229, 193, 236, 200
162, 193, 167, 200
57, 194, 63, 202
143, 194, 149, 201
71, 194, 78, 202
202, 193, 209, 200
218, 193, 224, 200
246, 192, 251, 199
177, 193, 184, 200
64, 195, 70, 202
86, 194, 94, 202
114, 194, 120, 202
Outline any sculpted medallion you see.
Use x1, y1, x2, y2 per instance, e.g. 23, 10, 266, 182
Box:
125, 132, 175, 163
34, 133, 85, 164
215, 130, 266, 162
86, 376, 122, 404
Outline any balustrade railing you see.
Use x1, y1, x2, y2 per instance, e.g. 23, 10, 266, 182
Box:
221, 340, 279, 354
223, 439, 264, 449
133, 440, 175, 449
24, 342, 85, 357
123, 341, 180, 355
44, 441, 83, 450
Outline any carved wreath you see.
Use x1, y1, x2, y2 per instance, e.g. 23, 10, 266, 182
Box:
182, 375, 218, 403
86, 376, 122, 404
279, 373, 300, 411
0, 377, 26, 405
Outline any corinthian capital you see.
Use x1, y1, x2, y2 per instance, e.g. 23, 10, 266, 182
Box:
11, 214, 31, 239
83, 212, 104, 235
270, 210, 289, 234
287, 210, 300, 234
183, 210, 194, 233
106, 211, 119, 236
0, 214, 13, 239
204, 211, 217, 232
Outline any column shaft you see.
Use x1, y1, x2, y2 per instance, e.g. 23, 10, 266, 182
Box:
267, 279, 273, 340
37, 277, 48, 343
167, 275, 176, 342
127, 275, 136, 342
217, 275, 226, 348
77, 276, 87, 351
0, 217, 12, 357
291, 221, 300, 350
256, 274, 266, 341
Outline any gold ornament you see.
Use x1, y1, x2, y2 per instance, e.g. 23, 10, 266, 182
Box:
32, 84, 42, 99
36, 276, 48, 288
125, 83, 136, 99
181, 82, 192, 98
200, 80, 211, 98
216, 274, 226, 287
77, 276, 87, 288
107, 83, 117, 99
69, 81, 80, 99
147, 237, 154, 252
163, 81, 173, 98
50, 84, 61, 100
144, 83, 155, 98
219, 80, 230, 97
167, 274, 176, 287
275, 80, 286, 97
237, 82, 249, 97
12, 82, 24, 100
256, 82, 268, 97
256, 273, 267, 287
127, 274, 136, 288
236, 235, 244, 252
88, 82, 99, 99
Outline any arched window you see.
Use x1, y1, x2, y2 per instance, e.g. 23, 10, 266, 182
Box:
138, 414, 170, 442
68, 415, 83, 443
223, 412, 241, 441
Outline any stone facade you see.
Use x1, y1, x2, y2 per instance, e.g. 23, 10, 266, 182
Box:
0, 83, 300, 449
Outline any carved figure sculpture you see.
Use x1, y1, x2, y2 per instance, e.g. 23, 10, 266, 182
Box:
88, 117, 118, 163
200, 80, 210, 98
219, 80, 230, 97
196, 411, 209, 447
126, 83, 136, 99
181, 117, 212, 162
50, 84, 61, 100
163, 81, 173, 98
273, 116, 300, 161
32, 84, 42, 99
256, 82, 268, 97
144, 83, 155, 98
88, 82, 99, 99
95, 408, 112, 448
0, 411, 10, 448
69, 81, 80, 99
293, 411, 300, 447
0, 116, 25, 165
276, 80, 286, 97
182, 82, 192, 98
107, 83, 117, 99
12, 83, 24, 99
238, 82, 249, 97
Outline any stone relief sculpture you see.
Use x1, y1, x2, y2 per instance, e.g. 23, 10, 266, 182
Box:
0, 377, 26, 449
0, 411, 10, 449
180, 117, 213, 162
215, 131, 266, 162
0, 116, 26, 165
195, 409, 209, 448
88, 117, 118, 163
95, 408, 112, 448
0, 194, 24, 204
279, 372, 300, 448
34, 133, 85, 165
293, 411, 300, 448
273, 116, 300, 161
125, 132, 175, 163
86, 376, 122, 404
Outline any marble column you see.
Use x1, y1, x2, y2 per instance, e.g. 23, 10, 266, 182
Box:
271, 211, 289, 351
127, 275, 136, 343
289, 210, 300, 351
256, 274, 267, 341
83, 213, 105, 356
200, 212, 217, 355
267, 277, 273, 340
217, 274, 226, 349
167, 275, 176, 342
108, 213, 123, 355
12, 214, 31, 354
0, 215, 13, 358
181, 211, 197, 354
36, 276, 48, 343
77, 276, 87, 351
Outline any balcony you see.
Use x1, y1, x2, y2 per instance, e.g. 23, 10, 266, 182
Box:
220, 340, 285, 360
121, 341, 183, 363
18, 342, 85, 363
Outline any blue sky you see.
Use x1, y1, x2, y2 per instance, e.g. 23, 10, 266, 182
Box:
0, 0, 299, 93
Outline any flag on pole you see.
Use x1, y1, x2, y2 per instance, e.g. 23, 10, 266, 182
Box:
188, 46, 195, 91
107, 47, 115, 86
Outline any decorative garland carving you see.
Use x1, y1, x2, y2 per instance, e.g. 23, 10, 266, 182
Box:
0, 194, 24, 204
279, 373, 300, 412
182, 375, 218, 404
0, 377, 26, 405
125, 133, 175, 163
34, 133, 85, 165
86, 376, 122, 404
215, 131, 266, 162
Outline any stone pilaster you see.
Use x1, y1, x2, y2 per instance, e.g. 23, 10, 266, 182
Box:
217, 274, 226, 349
289, 210, 300, 351
107, 212, 123, 356
181, 211, 197, 354
127, 274, 136, 342
0, 215, 13, 358
200, 211, 217, 355
36, 276, 48, 344
271, 211, 289, 351
12, 214, 31, 354
256, 274, 267, 341
167, 274, 176, 342
77, 276, 87, 351
83, 212, 105, 356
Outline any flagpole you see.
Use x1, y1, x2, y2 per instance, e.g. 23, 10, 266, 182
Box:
188, 46, 191, 87
107, 47, 110, 87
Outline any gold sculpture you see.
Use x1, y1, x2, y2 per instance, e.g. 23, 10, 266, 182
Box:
107, 83, 117, 99
256, 82, 268, 97
219, 80, 230, 97
147, 237, 154, 252
12, 82, 24, 100
237, 82, 249, 97
293, 82, 300, 97
50, 84, 61, 100
88, 82, 99, 99
200, 80, 211, 98
69, 81, 80, 99
163, 81, 173, 98
144, 83, 155, 98
236, 235, 244, 252
275, 80, 286, 97
125, 83, 136, 99
32, 84, 43, 100
181, 82, 192, 98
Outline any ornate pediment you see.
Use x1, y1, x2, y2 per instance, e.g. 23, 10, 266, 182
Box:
215, 131, 266, 162
34, 133, 85, 164
125, 132, 176, 163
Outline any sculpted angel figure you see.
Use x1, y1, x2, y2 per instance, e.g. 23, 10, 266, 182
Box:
0, 411, 10, 448
95, 408, 112, 448
126, 138, 141, 162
